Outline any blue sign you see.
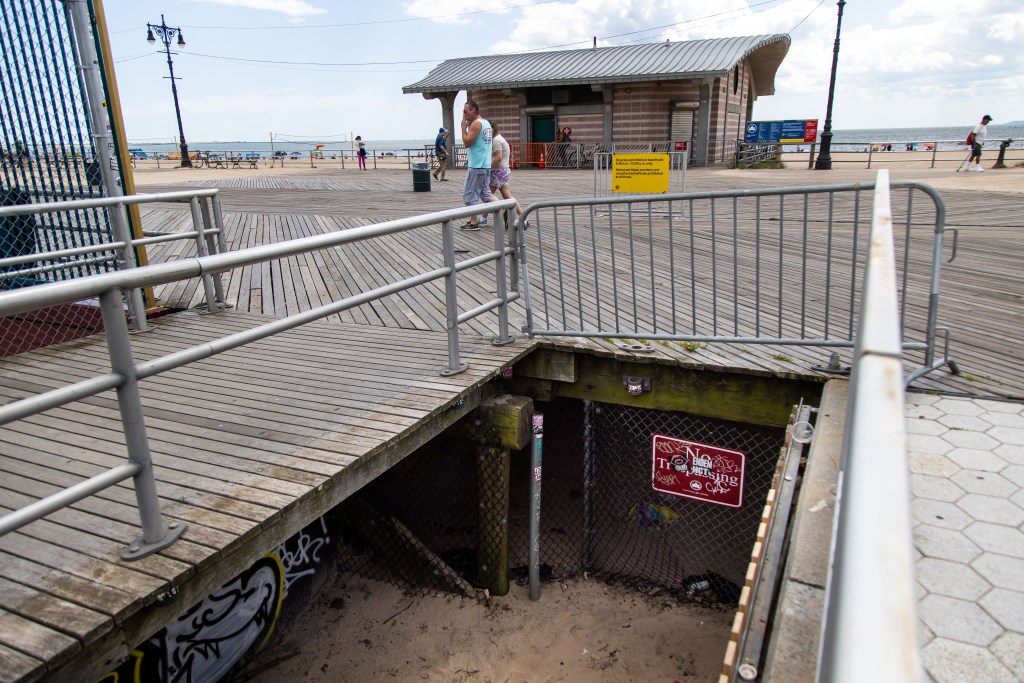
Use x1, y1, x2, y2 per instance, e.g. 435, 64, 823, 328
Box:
744, 120, 818, 143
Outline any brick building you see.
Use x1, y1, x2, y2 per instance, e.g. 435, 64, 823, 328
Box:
403, 34, 790, 166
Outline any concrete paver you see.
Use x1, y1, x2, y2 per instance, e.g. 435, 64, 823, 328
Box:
908, 394, 1024, 683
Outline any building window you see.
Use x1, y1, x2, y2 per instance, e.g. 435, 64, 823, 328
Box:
733, 66, 739, 95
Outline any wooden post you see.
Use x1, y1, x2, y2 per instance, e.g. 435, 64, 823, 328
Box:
476, 444, 510, 596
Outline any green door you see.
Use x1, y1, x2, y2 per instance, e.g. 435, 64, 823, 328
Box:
531, 115, 556, 142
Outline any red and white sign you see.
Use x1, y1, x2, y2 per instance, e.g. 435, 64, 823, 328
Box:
651, 434, 746, 508
673, 141, 688, 151
804, 119, 818, 143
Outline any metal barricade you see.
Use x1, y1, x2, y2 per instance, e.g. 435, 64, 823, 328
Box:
0, 196, 520, 558
518, 180, 957, 385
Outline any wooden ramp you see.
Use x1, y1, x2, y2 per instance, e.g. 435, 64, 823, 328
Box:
0, 310, 535, 683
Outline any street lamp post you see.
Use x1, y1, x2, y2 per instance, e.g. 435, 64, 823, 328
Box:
146, 15, 191, 168
814, 0, 846, 170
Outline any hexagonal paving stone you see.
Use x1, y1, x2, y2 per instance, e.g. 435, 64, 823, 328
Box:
1000, 464, 1024, 488
942, 429, 1001, 451
980, 411, 1024, 429
906, 416, 950, 436
912, 473, 966, 502
935, 398, 986, 417
917, 557, 991, 600
1011, 488, 1024, 511
914, 499, 973, 530
909, 393, 943, 406
938, 414, 995, 432
915, 524, 982, 563
994, 443, 1024, 466
990, 632, 1024, 679
946, 448, 1008, 473
975, 398, 1023, 414
909, 433, 955, 456
907, 403, 945, 420
980, 588, 1024, 631
987, 426, 1024, 446
972, 553, 1024, 590
950, 470, 1017, 497
910, 452, 960, 478
923, 638, 1017, 683
957, 494, 1024, 526
963, 522, 1024, 558
919, 595, 1003, 646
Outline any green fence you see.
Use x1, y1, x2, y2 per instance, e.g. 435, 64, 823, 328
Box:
1, 0, 120, 289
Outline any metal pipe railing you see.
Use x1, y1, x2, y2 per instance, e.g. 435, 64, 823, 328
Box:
818, 169, 923, 682
0, 196, 519, 558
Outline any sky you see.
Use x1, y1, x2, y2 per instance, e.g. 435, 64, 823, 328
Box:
102, 0, 1024, 143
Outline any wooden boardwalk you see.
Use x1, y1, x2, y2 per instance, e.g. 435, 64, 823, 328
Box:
138, 167, 1024, 398
0, 310, 536, 682
1, 165, 1020, 682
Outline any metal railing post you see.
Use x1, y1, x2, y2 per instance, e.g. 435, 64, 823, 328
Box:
439, 218, 468, 375
491, 210, 515, 346
198, 197, 226, 306
99, 287, 186, 560
188, 197, 220, 313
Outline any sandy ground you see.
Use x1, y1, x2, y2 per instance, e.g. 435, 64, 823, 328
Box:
234, 574, 733, 683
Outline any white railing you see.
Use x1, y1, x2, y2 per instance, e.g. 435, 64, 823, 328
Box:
817, 169, 923, 682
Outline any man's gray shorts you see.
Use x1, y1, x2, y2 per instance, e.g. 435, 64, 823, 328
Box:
463, 168, 493, 205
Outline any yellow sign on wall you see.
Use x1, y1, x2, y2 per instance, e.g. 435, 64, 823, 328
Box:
611, 154, 670, 193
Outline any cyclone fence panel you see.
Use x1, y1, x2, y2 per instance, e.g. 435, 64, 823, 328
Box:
1, 0, 127, 351
335, 397, 785, 605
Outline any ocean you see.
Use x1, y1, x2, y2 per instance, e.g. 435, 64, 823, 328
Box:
127, 125, 1023, 156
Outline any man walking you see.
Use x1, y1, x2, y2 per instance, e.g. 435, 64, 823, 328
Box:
433, 127, 449, 181
459, 100, 497, 230
966, 114, 992, 172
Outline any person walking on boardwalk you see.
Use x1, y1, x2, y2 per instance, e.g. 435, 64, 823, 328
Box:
356, 135, 367, 170
966, 114, 992, 172
433, 127, 449, 181
488, 124, 526, 229
460, 100, 497, 230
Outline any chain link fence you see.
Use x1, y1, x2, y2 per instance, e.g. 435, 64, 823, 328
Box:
336, 397, 786, 605
1, 0, 124, 356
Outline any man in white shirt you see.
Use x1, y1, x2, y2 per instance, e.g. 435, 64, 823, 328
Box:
967, 114, 992, 172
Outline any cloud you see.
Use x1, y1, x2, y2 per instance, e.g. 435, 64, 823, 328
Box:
187, 0, 328, 18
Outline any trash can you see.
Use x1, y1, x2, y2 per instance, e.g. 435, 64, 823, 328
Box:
85, 159, 102, 187
411, 162, 431, 192
1, 186, 42, 289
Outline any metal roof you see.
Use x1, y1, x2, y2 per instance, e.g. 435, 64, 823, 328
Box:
404, 34, 791, 97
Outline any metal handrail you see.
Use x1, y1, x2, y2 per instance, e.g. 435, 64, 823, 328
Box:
516, 180, 956, 386
0, 195, 520, 559
818, 170, 923, 682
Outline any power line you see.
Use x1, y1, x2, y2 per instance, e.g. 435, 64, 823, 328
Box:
789, 0, 828, 34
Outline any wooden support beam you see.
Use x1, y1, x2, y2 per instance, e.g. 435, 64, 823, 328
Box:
476, 445, 510, 596
514, 349, 577, 383
475, 394, 534, 451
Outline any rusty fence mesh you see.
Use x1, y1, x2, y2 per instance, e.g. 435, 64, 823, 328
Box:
337, 397, 785, 604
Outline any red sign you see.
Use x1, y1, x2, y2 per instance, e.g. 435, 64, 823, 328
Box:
673, 141, 688, 151
804, 119, 818, 143
651, 434, 746, 508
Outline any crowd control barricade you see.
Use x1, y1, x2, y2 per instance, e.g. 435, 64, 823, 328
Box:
517, 179, 957, 386
0, 196, 520, 559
